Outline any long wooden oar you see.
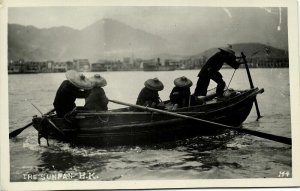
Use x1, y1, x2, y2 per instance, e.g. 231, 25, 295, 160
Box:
109, 99, 291, 145
9, 108, 55, 139
241, 52, 262, 121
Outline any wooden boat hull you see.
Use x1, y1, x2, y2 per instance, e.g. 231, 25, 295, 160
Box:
32, 88, 263, 147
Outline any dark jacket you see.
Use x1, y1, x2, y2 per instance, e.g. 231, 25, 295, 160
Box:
169, 87, 191, 108
53, 80, 90, 117
84, 87, 108, 111
198, 51, 239, 77
136, 87, 160, 106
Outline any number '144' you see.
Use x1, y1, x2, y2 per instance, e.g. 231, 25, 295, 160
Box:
278, 171, 290, 177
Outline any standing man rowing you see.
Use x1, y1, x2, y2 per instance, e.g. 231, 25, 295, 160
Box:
194, 45, 241, 98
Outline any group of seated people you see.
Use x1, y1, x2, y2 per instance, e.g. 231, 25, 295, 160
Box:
53, 70, 193, 117
136, 76, 193, 110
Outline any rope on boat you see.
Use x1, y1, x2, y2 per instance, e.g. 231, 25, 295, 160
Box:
207, 87, 216, 92
226, 69, 237, 91
97, 116, 109, 123
207, 69, 237, 93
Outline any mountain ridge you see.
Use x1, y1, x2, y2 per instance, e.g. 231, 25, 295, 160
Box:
187, 43, 288, 60
8, 18, 169, 62
8, 19, 288, 62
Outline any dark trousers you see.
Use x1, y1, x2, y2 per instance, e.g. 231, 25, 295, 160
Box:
194, 71, 226, 96
54, 105, 74, 118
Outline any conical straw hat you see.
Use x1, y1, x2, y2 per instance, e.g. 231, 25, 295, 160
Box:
174, 76, 193, 88
89, 74, 107, 87
65, 70, 93, 90
218, 46, 235, 55
144, 78, 164, 91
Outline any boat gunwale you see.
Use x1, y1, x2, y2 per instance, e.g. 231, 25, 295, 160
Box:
71, 87, 261, 117
70, 88, 262, 131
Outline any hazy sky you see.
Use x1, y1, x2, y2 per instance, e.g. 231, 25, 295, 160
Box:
8, 7, 285, 30
8, 7, 288, 54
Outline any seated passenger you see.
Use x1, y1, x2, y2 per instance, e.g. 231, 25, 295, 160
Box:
136, 78, 164, 108
53, 70, 93, 117
170, 76, 193, 108
84, 74, 108, 111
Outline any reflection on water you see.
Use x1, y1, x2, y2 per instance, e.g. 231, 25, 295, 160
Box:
9, 69, 292, 181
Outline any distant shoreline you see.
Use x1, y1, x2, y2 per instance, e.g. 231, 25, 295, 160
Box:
7, 66, 289, 75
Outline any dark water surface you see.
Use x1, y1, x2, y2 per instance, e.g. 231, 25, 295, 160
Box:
9, 69, 292, 181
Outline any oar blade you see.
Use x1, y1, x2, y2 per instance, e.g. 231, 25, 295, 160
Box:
9, 108, 55, 139
237, 128, 291, 145
9, 123, 32, 138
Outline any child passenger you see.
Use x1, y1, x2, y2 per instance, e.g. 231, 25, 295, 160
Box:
84, 74, 108, 111
136, 78, 164, 108
169, 76, 193, 108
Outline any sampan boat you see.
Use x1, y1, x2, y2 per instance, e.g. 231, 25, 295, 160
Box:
32, 88, 264, 147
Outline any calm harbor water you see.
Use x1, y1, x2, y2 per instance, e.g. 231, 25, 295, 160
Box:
9, 69, 292, 181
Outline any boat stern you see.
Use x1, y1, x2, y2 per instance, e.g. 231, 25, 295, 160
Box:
32, 115, 43, 132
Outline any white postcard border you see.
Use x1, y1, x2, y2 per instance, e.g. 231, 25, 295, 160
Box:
1, 0, 299, 190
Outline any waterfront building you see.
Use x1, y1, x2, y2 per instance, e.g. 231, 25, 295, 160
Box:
143, 58, 176, 71
38, 61, 53, 72
52, 62, 67, 72
91, 60, 123, 71
8, 59, 40, 73
122, 57, 131, 69
73, 59, 90, 72
66, 61, 76, 70
180, 59, 198, 70
133, 58, 143, 70
91, 60, 109, 71
8, 59, 24, 73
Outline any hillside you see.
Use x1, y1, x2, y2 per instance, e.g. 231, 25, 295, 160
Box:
8, 18, 169, 62
8, 24, 80, 61
8, 18, 288, 62
188, 43, 288, 60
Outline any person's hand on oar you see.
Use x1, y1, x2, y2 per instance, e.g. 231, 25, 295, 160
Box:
9, 108, 55, 139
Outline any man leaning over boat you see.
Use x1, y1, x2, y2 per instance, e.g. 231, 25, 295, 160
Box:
194, 45, 242, 99
53, 70, 93, 117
